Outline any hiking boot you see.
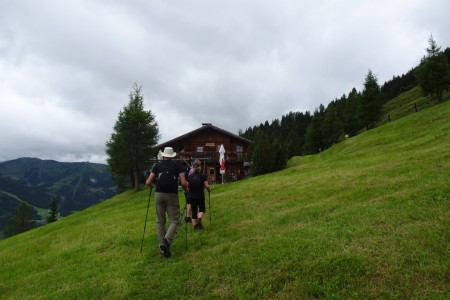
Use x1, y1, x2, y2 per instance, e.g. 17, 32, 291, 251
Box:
159, 239, 171, 258
184, 216, 191, 223
196, 220, 203, 230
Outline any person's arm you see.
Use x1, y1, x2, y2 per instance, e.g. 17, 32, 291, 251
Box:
203, 176, 211, 193
179, 172, 189, 193
146, 172, 156, 187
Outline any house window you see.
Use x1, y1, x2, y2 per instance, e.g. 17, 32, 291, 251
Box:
197, 146, 203, 153
237, 144, 243, 152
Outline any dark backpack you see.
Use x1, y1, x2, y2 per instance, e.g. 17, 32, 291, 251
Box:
156, 162, 178, 192
188, 173, 203, 193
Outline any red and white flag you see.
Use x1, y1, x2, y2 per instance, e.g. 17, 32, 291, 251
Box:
219, 144, 225, 175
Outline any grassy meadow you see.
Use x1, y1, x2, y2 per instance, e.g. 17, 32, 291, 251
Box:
0, 99, 449, 299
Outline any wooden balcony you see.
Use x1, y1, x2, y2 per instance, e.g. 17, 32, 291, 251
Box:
178, 151, 247, 163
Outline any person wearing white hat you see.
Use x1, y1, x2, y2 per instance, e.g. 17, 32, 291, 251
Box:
146, 147, 188, 258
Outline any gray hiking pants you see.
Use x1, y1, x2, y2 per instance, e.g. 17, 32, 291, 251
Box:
155, 192, 180, 246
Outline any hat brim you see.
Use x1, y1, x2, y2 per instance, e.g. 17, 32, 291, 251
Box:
162, 152, 176, 158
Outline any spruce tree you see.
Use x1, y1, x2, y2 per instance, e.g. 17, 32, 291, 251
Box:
106, 84, 160, 191
416, 35, 450, 101
360, 70, 381, 130
305, 105, 325, 154
47, 197, 59, 223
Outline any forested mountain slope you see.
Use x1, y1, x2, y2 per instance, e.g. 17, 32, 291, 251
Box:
0, 158, 116, 237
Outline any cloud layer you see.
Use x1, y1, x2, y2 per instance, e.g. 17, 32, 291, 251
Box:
1, 0, 449, 163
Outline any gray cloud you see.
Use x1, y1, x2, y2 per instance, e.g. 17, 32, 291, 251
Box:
1, 0, 449, 163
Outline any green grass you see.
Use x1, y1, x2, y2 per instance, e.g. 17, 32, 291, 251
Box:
379, 86, 449, 125
0, 100, 449, 299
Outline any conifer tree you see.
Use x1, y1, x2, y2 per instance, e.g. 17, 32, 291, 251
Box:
359, 70, 381, 130
250, 130, 271, 176
47, 197, 59, 223
322, 102, 343, 148
106, 84, 160, 191
305, 105, 325, 154
343, 88, 362, 136
250, 130, 285, 175
416, 35, 450, 101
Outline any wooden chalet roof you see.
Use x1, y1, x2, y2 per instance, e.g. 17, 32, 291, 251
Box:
157, 123, 252, 148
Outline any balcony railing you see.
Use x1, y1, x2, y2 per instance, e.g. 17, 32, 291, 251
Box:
178, 151, 246, 162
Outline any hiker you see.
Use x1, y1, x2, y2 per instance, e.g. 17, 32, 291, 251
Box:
184, 159, 201, 224
146, 147, 188, 258
187, 162, 211, 230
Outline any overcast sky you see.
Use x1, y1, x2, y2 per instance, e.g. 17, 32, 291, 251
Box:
1, 0, 449, 164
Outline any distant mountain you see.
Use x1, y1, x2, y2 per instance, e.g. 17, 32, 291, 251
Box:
0, 158, 117, 237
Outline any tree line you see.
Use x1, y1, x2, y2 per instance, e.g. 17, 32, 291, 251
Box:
241, 36, 450, 175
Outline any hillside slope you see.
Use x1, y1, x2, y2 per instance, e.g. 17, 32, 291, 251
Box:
0, 158, 117, 236
0, 100, 448, 299
379, 86, 449, 126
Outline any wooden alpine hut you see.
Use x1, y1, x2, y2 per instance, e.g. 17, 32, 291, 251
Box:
156, 123, 252, 183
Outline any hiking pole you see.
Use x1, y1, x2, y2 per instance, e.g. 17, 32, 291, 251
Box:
179, 203, 188, 250
185, 205, 188, 250
183, 194, 188, 250
209, 190, 211, 225
140, 186, 153, 253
